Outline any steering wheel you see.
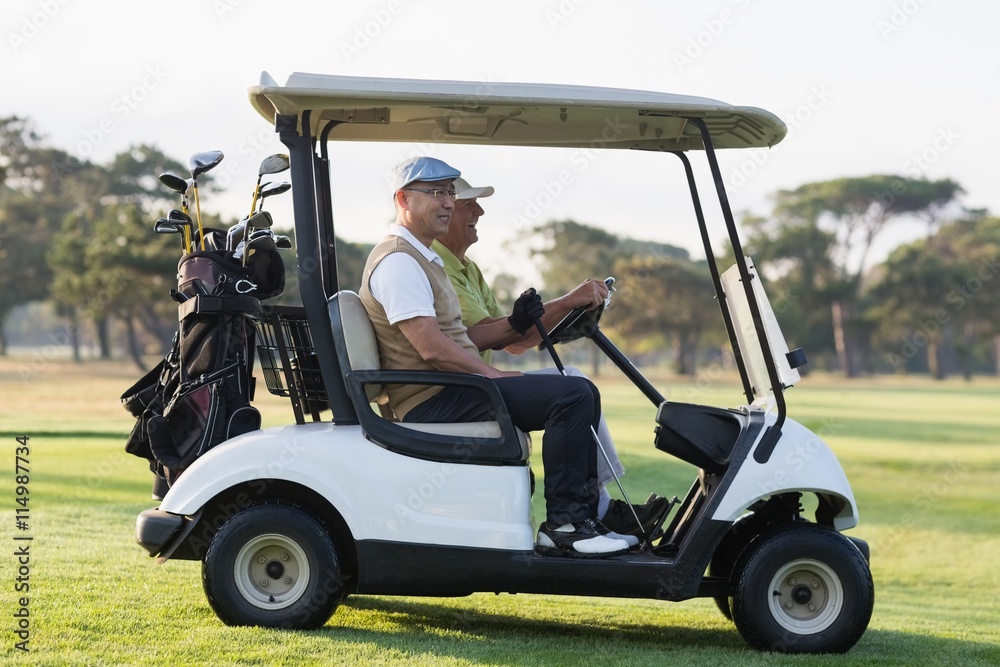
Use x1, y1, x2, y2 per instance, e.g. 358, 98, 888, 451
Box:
546, 277, 615, 345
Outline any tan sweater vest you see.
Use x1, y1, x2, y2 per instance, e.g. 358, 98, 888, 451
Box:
359, 235, 480, 419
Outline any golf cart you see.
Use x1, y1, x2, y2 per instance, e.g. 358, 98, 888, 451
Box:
134, 72, 874, 653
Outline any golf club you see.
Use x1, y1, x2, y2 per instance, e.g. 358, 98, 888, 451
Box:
247, 153, 290, 218
167, 209, 194, 258
255, 180, 291, 214
188, 150, 225, 251
153, 217, 185, 252
227, 218, 248, 253
238, 210, 274, 264
159, 172, 193, 252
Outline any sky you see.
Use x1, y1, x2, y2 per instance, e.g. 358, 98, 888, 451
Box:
3, 0, 998, 280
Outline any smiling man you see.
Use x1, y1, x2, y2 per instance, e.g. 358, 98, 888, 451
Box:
431, 178, 671, 541
359, 156, 633, 558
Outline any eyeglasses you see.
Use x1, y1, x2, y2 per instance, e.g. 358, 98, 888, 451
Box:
403, 188, 458, 200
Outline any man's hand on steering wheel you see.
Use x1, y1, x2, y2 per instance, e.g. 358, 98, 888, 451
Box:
566, 278, 609, 311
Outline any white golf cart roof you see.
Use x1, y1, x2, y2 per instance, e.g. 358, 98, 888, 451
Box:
249, 72, 785, 151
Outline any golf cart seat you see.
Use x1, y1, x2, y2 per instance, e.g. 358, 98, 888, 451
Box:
328, 290, 530, 464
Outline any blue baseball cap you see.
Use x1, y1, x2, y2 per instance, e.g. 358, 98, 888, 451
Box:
390, 156, 461, 193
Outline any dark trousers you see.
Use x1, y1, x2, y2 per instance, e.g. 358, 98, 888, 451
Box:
404, 374, 601, 526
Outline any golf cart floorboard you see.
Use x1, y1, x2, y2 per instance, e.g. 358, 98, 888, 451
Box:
355, 540, 712, 601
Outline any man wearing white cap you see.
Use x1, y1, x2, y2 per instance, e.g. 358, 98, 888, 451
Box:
359, 156, 632, 558
432, 178, 671, 541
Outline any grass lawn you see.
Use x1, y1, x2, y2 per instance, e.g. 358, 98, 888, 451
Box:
0, 357, 998, 666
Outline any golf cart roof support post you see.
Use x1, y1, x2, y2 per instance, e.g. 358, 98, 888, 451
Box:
688, 117, 786, 448
669, 150, 754, 405
276, 111, 358, 425
317, 120, 343, 295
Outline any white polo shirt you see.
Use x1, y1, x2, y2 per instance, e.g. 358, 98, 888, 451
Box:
369, 224, 442, 325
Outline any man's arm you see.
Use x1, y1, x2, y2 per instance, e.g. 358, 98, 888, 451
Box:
500, 279, 609, 354
397, 316, 520, 378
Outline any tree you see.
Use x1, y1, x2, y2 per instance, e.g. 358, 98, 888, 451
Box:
609, 255, 721, 374
752, 175, 963, 376
0, 116, 100, 354
865, 214, 1000, 378
105, 144, 189, 206
530, 220, 624, 298
525, 219, 692, 373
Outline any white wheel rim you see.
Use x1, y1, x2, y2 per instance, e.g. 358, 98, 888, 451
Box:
233, 533, 310, 610
767, 558, 844, 635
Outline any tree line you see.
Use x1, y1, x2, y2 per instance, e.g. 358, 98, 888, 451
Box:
2, 114, 997, 378
507, 177, 997, 380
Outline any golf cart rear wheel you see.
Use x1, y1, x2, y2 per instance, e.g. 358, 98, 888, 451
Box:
202, 503, 344, 628
731, 523, 873, 653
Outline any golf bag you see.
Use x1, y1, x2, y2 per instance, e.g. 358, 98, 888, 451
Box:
123, 231, 284, 487
123, 295, 262, 486
177, 227, 285, 300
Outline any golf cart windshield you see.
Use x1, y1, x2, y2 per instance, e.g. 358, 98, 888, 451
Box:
248, 71, 798, 430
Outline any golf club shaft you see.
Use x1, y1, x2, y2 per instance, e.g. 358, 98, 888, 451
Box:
532, 317, 653, 549
192, 184, 206, 251
248, 183, 261, 219
182, 201, 191, 253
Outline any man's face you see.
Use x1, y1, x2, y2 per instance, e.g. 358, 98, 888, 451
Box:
440, 197, 485, 252
399, 179, 456, 241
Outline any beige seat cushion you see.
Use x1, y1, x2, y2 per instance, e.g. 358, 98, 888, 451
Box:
332, 290, 530, 459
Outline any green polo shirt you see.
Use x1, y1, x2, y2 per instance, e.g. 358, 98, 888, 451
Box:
431, 240, 506, 363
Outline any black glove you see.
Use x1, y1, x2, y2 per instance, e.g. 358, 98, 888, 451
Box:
508, 288, 544, 335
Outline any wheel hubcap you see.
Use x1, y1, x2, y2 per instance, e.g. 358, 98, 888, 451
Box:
233, 533, 310, 610
768, 559, 843, 634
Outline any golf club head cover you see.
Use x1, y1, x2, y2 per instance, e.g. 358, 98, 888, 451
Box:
508, 288, 544, 334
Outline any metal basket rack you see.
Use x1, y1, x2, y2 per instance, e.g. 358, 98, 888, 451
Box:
255, 305, 329, 423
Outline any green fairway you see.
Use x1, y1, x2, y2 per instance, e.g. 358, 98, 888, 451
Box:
1, 358, 998, 666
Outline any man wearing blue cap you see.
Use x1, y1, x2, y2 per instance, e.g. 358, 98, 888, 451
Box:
359, 156, 631, 557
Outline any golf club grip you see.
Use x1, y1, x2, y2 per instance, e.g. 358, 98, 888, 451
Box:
533, 317, 566, 375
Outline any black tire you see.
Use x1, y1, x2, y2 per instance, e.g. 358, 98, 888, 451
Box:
731, 523, 873, 653
202, 503, 345, 629
708, 513, 771, 621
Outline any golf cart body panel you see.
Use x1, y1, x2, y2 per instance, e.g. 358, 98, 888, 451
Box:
155, 423, 535, 550
712, 415, 859, 530
249, 72, 786, 151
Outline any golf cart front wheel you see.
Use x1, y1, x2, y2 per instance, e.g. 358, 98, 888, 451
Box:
202, 503, 344, 628
731, 523, 873, 653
